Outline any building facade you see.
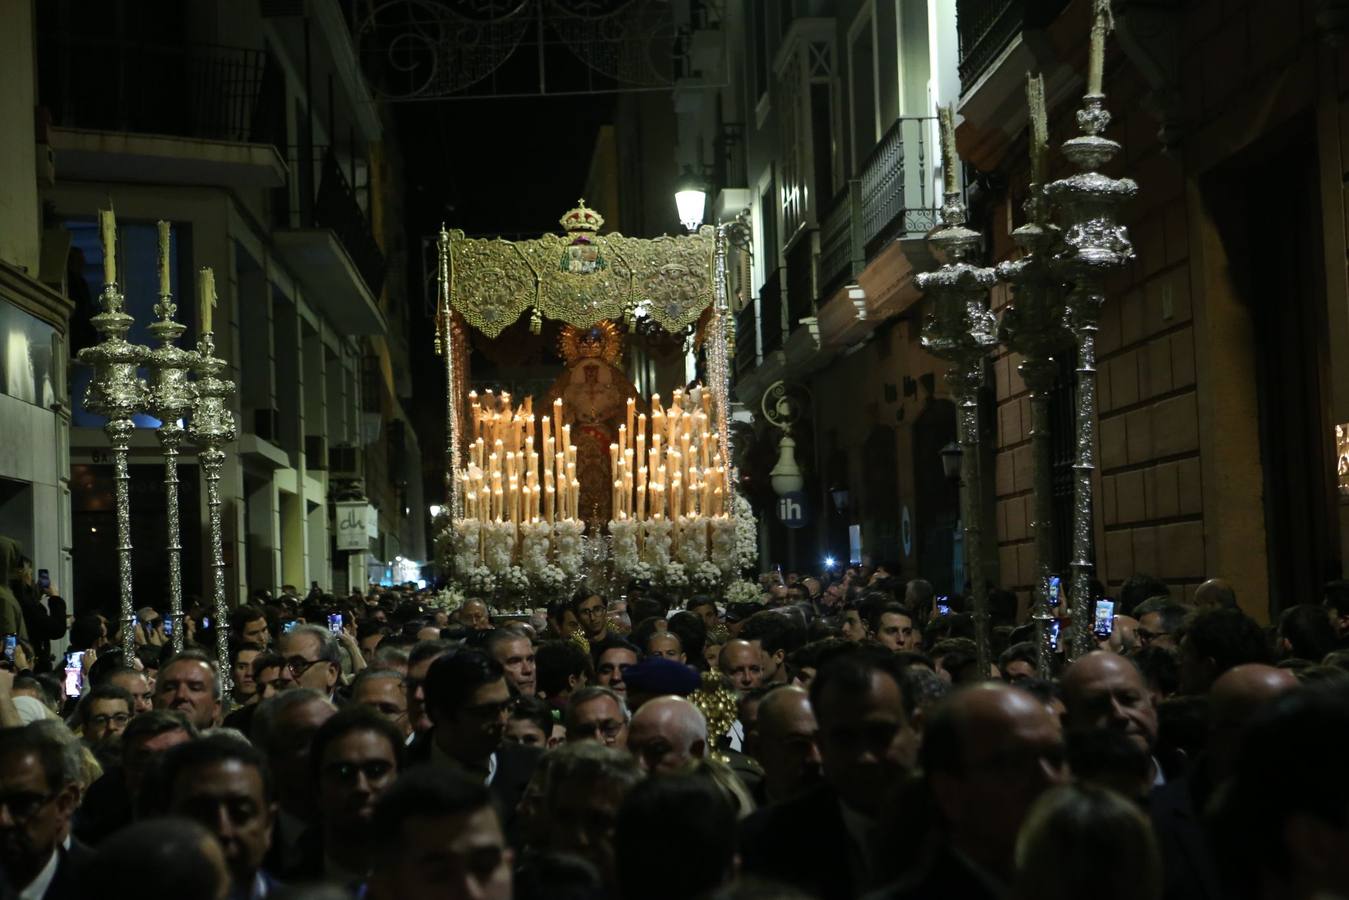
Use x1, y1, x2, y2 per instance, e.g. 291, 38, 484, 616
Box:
683, 0, 1349, 622
16, 0, 426, 611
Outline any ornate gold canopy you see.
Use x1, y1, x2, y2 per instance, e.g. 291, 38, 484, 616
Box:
441, 201, 717, 339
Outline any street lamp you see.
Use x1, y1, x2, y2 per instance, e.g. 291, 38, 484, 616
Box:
769, 435, 804, 496
675, 166, 708, 232
940, 441, 963, 481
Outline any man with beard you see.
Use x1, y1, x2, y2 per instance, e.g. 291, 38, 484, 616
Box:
161, 735, 278, 900
153, 652, 222, 730
310, 707, 405, 887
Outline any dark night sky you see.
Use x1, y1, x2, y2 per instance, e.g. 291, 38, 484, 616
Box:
394, 82, 619, 501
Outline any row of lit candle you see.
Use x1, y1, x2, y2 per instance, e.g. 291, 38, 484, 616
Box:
463, 391, 580, 523
610, 387, 731, 520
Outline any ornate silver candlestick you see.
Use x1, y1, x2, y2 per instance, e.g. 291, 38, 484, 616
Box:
1046, 64, 1137, 658
146, 288, 197, 654
187, 331, 236, 692
998, 184, 1069, 675
917, 130, 999, 678
78, 282, 147, 659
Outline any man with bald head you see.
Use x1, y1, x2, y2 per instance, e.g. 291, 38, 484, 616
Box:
1060, 650, 1161, 787
718, 639, 764, 693
876, 683, 1068, 899
1151, 664, 1299, 900
752, 685, 821, 805
1193, 577, 1237, 612
625, 695, 707, 774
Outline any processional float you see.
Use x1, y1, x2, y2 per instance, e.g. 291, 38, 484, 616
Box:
434, 202, 757, 605
79, 211, 238, 689
919, 0, 1135, 670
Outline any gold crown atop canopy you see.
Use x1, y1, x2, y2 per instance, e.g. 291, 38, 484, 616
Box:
560, 199, 604, 234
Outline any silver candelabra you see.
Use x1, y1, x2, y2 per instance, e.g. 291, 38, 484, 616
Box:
146, 290, 198, 653
917, 178, 999, 679
77, 283, 147, 659
187, 332, 237, 692
1046, 91, 1137, 659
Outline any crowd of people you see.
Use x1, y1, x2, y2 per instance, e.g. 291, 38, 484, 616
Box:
3, 562, 1349, 900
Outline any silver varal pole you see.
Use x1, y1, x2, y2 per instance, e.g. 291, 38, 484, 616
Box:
997, 184, 1068, 676
146, 289, 197, 653
188, 332, 237, 692
1047, 96, 1137, 659
78, 284, 147, 659
917, 188, 998, 678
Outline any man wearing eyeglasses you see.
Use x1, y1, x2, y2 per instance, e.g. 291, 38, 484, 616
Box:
0, 723, 91, 899
411, 650, 542, 845
278, 625, 342, 703
311, 707, 406, 887
563, 686, 629, 749
76, 684, 132, 749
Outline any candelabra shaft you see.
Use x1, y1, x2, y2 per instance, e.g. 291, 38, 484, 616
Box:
1068, 288, 1101, 660
954, 374, 991, 679
1025, 367, 1058, 676
108, 420, 136, 659
161, 433, 185, 653
709, 228, 733, 461
202, 448, 232, 694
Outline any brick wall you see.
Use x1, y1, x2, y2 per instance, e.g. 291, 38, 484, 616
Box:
984, 0, 1329, 612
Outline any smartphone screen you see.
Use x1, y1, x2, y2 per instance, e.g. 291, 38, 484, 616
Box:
63, 651, 83, 698
327, 613, 342, 634
37, 569, 49, 591
201, 617, 211, 630
936, 596, 952, 616
1049, 619, 1063, 652
283, 621, 298, 634
1093, 599, 1116, 638
1048, 576, 1061, 607
3, 634, 15, 661
163, 617, 174, 637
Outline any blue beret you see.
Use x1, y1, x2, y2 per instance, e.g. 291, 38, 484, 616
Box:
622, 656, 701, 696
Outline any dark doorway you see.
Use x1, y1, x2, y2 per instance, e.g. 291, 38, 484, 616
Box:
912, 398, 959, 594
1208, 118, 1338, 614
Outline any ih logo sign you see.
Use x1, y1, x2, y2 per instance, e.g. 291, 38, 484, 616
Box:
777, 492, 810, 529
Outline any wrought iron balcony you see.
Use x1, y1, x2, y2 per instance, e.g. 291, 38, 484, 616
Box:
858, 116, 942, 254
279, 145, 387, 300
760, 268, 786, 356
735, 301, 759, 378
957, 0, 1070, 89
818, 181, 864, 300
37, 30, 283, 148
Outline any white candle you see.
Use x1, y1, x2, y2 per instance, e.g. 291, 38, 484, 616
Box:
99, 208, 117, 288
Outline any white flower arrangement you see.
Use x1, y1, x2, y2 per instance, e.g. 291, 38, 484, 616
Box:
709, 516, 738, 574
553, 520, 586, 578
676, 516, 708, 565
533, 564, 569, 599
450, 519, 482, 576
662, 561, 689, 590
691, 560, 723, 591
519, 520, 553, 575
465, 565, 496, 596
482, 520, 516, 573
500, 565, 531, 597
429, 583, 467, 613
628, 560, 656, 584
733, 491, 758, 572
641, 519, 673, 568
609, 518, 640, 574
725, 579, 762, 606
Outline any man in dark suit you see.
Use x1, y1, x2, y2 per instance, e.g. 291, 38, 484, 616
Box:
406, 649, 541, 842
0, 723, 91, 899
740, 651, 919, 900
871, 683, 1068, 900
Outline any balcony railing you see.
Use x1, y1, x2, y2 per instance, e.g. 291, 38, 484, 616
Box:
37, 32, 281, 147
786, 237, 816, 332
735, 301, 759, 377
760, 268, 785, 356
957, 0, 1071, 88
281, 145, 387, 298
859, 116, 941, 253
819, 181, 864, 299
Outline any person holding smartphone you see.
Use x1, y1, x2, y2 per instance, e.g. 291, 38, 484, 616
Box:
11, 551, 68, 674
